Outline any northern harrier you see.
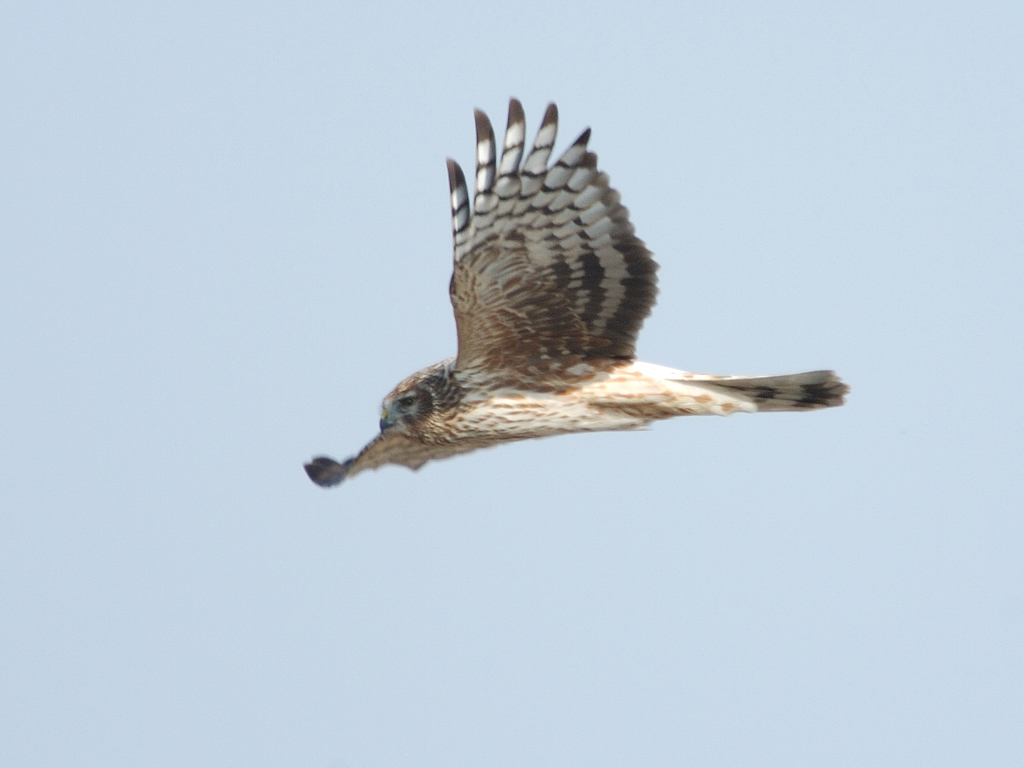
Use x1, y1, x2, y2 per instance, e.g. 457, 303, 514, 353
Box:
305, 100, 847, 487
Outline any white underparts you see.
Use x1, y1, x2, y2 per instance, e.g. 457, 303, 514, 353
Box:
448, 361, 758, 440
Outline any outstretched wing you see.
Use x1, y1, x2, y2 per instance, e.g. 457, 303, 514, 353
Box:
448, 100, 658, 388
304, 431, 490, 487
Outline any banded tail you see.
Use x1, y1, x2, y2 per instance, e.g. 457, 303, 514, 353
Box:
701, 370, 848, 411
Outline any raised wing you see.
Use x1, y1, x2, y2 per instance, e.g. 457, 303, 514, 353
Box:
447, 100, 658, 387
304, 430, 488, 487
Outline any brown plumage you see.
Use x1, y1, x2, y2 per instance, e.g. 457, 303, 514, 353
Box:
305, 100, 848, 488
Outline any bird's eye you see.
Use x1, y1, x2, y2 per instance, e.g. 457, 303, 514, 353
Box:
399, 396, 416, 408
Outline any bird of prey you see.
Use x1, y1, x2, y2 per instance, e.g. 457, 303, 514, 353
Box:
305, 100, 847, 487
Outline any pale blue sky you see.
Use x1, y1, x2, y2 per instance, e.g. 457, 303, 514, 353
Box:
2, 1, 1022, 766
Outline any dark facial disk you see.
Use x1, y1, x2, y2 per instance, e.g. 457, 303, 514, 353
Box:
380, 363, 461, 433
381, 385, 434, 432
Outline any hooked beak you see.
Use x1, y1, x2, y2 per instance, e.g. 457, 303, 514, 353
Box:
379, 408, 393, 432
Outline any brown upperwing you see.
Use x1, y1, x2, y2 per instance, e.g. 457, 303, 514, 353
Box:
447, 100, 658, 389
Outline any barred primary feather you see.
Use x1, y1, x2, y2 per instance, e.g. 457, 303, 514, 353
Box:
448, 100, 658, 386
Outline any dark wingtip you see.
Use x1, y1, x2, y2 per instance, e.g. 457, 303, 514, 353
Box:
446, 157, 465, 193
507, 97, 524, 127
574, 127, 592, 147
304, 456, 354, 488
542, 102, 558, 128
473, 108, 493, 142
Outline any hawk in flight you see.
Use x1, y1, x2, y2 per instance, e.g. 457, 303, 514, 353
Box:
305, 100, 847, 487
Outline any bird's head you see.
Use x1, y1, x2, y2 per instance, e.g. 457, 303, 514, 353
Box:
379, 358, 459, 436
379, 382, 434, 434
